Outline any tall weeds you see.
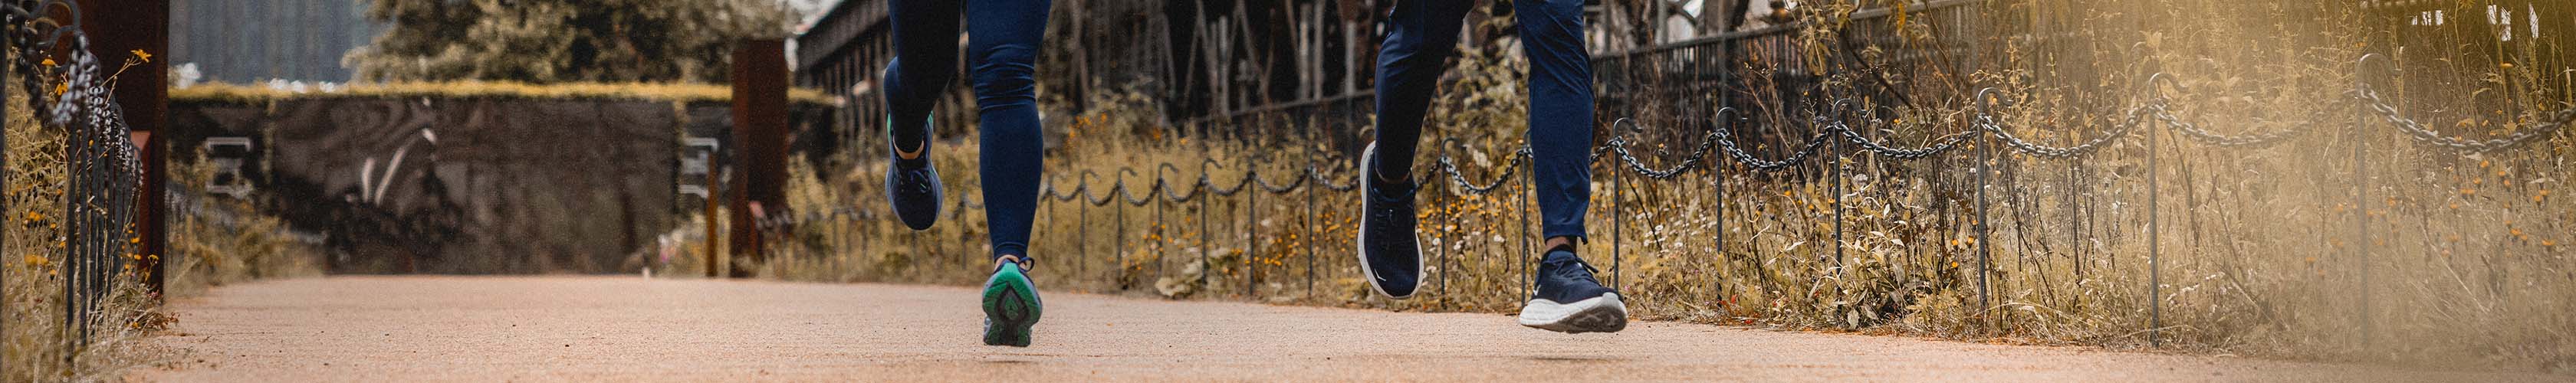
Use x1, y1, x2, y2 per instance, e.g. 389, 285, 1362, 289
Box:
729, 0, 2572, 372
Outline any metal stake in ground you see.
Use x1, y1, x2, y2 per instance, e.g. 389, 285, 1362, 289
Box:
2352, 54, 2380, 346
1164, 163, 1175, 279
1304, 160, 1317, 299
1079, 183, 1090, 278
1973, 90, 1996, 322
1199, 164, 1211, 291
2147, 95, 2164, 348
1247, 165, 1260, 299
1833, 123, 1846, 271
1713, 138, 1727, 307
1520, 147, 1535, 302
1611, 138, 1625, 290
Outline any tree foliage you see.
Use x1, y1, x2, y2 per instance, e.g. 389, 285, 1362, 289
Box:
345, 0, 795, 83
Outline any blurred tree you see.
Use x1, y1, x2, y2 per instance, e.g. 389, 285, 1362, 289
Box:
345, 0, 795, 83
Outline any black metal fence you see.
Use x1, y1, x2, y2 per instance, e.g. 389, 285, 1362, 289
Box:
765, 65, 2568, 342
751, 0, 2576, 348
8, 0, 146, 362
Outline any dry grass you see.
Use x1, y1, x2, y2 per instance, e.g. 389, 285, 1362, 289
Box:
6, 67, 171, 382
701, 0, 2571, 374
160, 151, 326, 298
8, 57, 326, 382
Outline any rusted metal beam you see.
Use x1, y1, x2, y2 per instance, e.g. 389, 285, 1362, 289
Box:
731, 39, 789, 274
80, 0, 169, 297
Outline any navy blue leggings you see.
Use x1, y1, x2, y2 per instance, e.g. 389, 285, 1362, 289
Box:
1374, 0, 1595, 240
882, 0, 1050, 260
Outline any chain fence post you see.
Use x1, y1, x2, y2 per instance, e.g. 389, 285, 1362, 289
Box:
2352, 54, 2377, 347
1079, 183, 1090, 280
1832, 120, 1847, 271
1304, 159, 1317, 299
1198, 164, 1211, 291
1116, 169, 1132, 289
2067, 142, 2082, 280
1712, 136, 1726, 309
1155, 169, 1166, 280
1520, 147, 1535, 302
1435, 164, 1451, 309
1241, 164, 1251, 299
2147, 93, 2164, 348
1610, 138, 1624, 290
1973, 95, 1994, 326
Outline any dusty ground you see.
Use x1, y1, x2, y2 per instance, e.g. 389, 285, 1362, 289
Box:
138, 276, 2556, 382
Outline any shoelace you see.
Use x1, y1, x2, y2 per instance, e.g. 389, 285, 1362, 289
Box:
893, 167, 937, 194
1366, 180, 1416, 251
994, 256, 1036, 273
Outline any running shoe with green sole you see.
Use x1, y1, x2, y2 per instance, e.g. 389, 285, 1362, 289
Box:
981, 263, 1042, 346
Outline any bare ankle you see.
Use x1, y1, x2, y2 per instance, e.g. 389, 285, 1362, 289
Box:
895, 142, 925, 160
1544, 236, 1578, 251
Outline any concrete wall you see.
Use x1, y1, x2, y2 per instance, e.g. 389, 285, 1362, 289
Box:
168, 97, 836, 273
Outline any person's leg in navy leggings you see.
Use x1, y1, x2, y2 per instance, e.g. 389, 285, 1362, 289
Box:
880, 0, 959, 231
967, 0, 1050, 266
882, 0, 958, 154
878, 0, 1052, 347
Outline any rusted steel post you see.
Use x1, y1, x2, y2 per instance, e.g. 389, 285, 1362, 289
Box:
730, 39, 788, 271
132, 132, 164, 296
706, 169, 722, 278
78, 0, 169, 297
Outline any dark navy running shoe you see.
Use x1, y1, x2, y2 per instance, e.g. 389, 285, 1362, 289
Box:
1518, 247, 1626, 333
1355, 142, 1423, 300
884, 116, 942, 231
981, 257, 1042, 346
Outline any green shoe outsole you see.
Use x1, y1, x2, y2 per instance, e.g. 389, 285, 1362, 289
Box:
981, 266, 1041, 347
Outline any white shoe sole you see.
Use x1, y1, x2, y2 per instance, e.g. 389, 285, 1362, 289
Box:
1354, 142, 1422, 300
1518, 293, 1628, 333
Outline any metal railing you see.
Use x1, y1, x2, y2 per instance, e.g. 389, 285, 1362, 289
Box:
757, 0, 2573, 348
8, 0, 147, 363
761, 55, 2571, 344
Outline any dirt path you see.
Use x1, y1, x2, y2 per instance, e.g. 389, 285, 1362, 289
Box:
139, 276, 2550, 381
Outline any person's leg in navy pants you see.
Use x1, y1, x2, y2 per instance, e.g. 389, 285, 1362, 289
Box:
880, 0, 1053, 346
1372, 0, 1593, 240
1366, 0, 1624, 332
882, 0, 1050, 264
